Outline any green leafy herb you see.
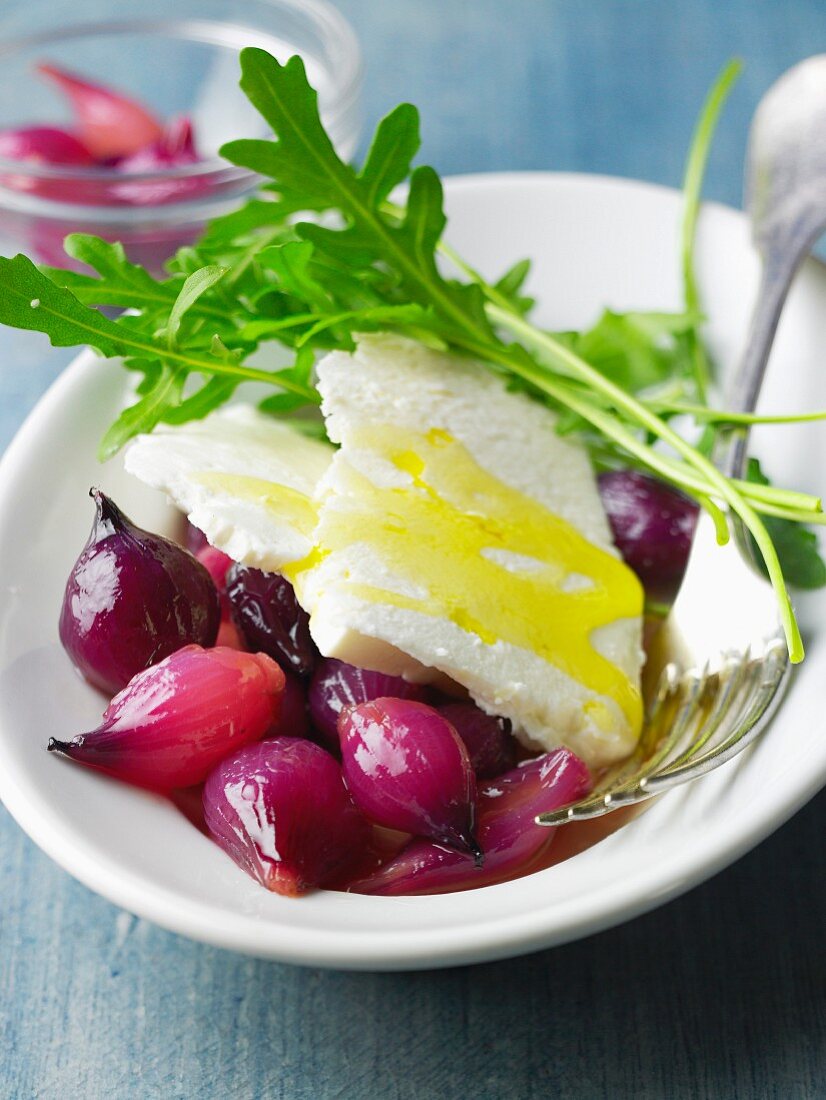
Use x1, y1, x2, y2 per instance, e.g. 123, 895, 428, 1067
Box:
0, 50, 819, 660
747, 459, 826, 589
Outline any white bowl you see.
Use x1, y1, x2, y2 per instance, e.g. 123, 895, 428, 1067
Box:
2, 173, 826, 970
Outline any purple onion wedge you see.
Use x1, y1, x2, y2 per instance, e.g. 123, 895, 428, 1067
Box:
203, 738, 369, 896
347, 748, 591, 896
308, 658, 429, 749
59, 490, 221, 695
436, 702, 517, 779
48, 645, 284, 790
339, 698, 481, 863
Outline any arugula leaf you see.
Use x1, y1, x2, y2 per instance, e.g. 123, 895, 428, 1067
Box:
258, 345, 317, 415
0, 49, 818, 655
257, 242, 335, 313
359, 103, 421, 206
224, 51, 494, 352
0, 254, 151, 356
99, 363, 183, 460
222, 53, 350, 211
198, 196, 306, 248
493, 258, 534, 317
553, 309, 700, 395
747, 459, 826, 588
0, 253, 318, 451
161, 265, 228, 347
41, 235, 183, 313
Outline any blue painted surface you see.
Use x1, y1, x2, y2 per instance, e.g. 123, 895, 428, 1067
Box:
1, 1, 825, 1096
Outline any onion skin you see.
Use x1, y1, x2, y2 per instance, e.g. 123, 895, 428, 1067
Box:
36, 62, 163, 159
436, 702, 517, 779
59, 490, 221, 696
203, 738, 370, 896
308, 658, 429, 749
339, 698, 481, 862
598, 470, 698, 597
347, 748, 591, 896
48, 646, 284, 790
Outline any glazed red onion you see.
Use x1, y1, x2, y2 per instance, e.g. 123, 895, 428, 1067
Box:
226, 565, 317, 677
348, 748, 591, 896
59, 490, 221, 695
0, 125, 94, 166
203, 738, 369, 896
267, 673, 310, 739
598, 470, 698, 595
195, 544, 234, 596
339, 698, 481, 861
309, 658, 429, 748
183, 520, 208, 555
436, 702, 517, 779
215, 619, 247, 651
195, 543, 234, 623
48, 645, 284, 790
36, 62, 163, 159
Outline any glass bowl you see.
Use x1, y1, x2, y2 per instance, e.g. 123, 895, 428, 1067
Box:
0, 0, 362, 272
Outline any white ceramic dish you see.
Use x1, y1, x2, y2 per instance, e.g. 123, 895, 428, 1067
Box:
1, 173, 826, 971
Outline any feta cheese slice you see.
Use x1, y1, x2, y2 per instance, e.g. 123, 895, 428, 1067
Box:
124, 405, 333, 571
296, 334, 644, 767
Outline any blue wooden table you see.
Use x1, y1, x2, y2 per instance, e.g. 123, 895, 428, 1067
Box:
2, 2, 825, 1096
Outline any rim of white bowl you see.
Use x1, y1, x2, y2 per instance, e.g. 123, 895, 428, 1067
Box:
0, 171, 824, 970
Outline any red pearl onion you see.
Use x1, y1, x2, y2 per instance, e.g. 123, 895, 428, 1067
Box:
436, 701, 517, 779
59, 489, 221, 695
308, 658, 429, 749
267, 673, 310, 739
203, 738, 369, 896
48, 645, 284, 790
347, 748, 591, 896
339, 698, 481, 862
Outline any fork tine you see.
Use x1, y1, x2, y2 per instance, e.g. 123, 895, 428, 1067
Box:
642, 642, 789, 793
653, 653, 751, 771
536, 669, 709, 825
536, 636, 789, 826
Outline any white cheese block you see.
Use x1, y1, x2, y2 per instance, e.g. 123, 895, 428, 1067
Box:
299, 334, 644, 767
124, 336, 644, 767
124, 406, 333, 571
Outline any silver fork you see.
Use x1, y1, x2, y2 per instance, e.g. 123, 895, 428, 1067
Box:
538, 55, 826, 827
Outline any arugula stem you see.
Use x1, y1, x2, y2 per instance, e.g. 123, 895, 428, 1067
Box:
680, 60, 743, 402
481, 303, 801, 659
648, 399, 826, 427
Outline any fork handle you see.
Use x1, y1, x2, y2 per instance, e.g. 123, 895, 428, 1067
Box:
718, 245, 808, 480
